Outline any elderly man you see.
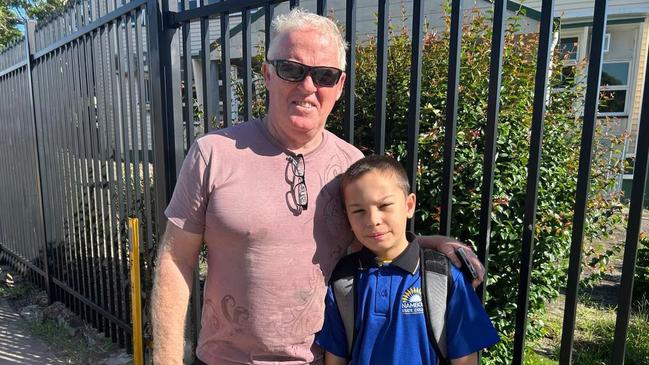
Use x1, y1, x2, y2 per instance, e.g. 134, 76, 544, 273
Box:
152, 8, 483, 365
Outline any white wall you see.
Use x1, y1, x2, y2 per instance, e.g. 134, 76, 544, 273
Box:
523, 0, 649, 20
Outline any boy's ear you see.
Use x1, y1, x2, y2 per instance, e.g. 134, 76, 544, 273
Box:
406, 193, 416, 218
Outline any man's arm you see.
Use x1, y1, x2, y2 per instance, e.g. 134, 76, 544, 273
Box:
417, 235, 485, 288
151, 222, 203, 365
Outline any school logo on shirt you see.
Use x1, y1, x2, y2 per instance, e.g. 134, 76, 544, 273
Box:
401, 287, 424, 314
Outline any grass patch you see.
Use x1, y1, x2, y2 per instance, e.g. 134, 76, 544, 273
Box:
525, 351, 557, 365
530, 295, 649, 365
24, 317, 116, 363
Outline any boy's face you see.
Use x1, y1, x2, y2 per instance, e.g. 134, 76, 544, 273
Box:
343, 170, 416, 260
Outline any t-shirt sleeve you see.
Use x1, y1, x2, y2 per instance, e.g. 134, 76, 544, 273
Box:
446, 266, 500, 359
315, 286, 349, 358
164, 141, 210, 234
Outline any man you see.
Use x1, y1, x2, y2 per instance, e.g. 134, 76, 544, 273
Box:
152, 8, 484, 365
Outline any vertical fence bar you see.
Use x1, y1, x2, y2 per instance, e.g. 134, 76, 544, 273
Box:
200, 10, 213, 132
559, 1, 608, 363
221, 13, 232, 127
512, 0, 555, 362
181, 1, 194, 148
316, 0, 326, 15
343, 0, 356, 144
128, 217, 144, 365
264, 0, 273, 112
42, 53, 60, 303
24, 20, 53, 301
405, 0, 423, 225
264, 3, 273, 56
439, 0, 462, 236
47, 48, 63, 304
374, 0, 388, 155
476, 0, 506, 302
611, 34, 649, 365
242, 8, 252, 121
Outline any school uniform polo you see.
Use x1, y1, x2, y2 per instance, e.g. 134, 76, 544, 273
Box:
315, 240, 499, 365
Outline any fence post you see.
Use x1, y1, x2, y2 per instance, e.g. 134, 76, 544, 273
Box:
24, 19, 53, 302
146, 0, 195, 359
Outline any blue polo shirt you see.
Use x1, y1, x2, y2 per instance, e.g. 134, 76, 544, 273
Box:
315, 241, 499, 364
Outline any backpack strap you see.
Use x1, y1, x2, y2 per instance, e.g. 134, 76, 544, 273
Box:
420, 248, 451, 364
330, 253, 362, 358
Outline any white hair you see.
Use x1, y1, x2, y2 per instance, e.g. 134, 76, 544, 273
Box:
266, 8, 348, 70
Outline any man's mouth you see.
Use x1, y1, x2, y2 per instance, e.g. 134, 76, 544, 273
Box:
293, 101, 316, 109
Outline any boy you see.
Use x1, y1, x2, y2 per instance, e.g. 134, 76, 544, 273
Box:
316, 155, 499, 365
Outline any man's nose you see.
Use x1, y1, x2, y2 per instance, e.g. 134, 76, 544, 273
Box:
298, 73, 318, 92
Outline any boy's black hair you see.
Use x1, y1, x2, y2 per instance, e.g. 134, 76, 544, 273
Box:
340, 154, 411, 198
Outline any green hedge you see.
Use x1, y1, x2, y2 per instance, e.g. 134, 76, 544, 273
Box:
635, 234, 649, 303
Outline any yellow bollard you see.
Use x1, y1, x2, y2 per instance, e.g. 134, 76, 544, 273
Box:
128, 217, 144, 365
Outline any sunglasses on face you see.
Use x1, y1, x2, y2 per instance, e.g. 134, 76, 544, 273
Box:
268, 59, 343, 87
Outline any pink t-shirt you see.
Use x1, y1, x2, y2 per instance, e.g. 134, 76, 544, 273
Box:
165, 119, 364, 364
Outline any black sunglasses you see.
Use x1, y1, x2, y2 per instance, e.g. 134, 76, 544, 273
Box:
268, 59, 343, 87
287, 154, 308, 211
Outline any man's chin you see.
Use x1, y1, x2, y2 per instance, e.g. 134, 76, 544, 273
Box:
287, 117, 324, 133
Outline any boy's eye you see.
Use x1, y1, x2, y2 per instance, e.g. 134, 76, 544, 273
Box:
351, 209, 364, 214
380, 203, 393, 209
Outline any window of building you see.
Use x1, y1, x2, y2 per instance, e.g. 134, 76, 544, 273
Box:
599, 61, 630, 114
559, 37, 579, 88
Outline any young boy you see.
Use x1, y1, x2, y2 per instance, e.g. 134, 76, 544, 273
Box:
316, 155, 499, 365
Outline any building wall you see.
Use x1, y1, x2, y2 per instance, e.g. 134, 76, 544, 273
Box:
523, 0, 649, 20
628, 16, 648, 158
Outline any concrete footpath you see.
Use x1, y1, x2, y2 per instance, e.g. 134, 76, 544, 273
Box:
0, 299, 65, 365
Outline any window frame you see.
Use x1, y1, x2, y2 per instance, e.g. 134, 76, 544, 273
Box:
598, 60, 631, 116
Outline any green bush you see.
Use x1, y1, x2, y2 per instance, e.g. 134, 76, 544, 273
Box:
239, 7, 624, 363
634, 233, 649, 302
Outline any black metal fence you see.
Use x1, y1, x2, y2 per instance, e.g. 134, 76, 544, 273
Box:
0, 0, 647, 363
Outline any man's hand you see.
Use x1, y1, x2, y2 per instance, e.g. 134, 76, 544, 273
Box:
417, 235, 485, 288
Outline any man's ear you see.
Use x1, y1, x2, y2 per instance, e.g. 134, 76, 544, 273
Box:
406, 193, 416, 219
335, 72, 347, 101
262, 62, 271, 87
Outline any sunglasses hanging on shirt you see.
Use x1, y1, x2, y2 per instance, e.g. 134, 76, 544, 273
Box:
286, 154, 308, 212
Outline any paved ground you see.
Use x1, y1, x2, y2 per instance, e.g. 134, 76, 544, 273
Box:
0, 299, 65, 365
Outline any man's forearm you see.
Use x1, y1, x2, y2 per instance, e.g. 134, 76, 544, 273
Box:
151, 227, 201, 365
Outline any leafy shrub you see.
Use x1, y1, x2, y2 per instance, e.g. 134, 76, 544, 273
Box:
634, 233, 649, 303
238, 6, 624, 363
